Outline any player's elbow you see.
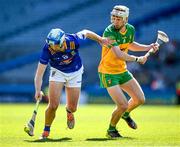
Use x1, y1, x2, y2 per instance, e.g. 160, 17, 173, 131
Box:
80, 29, 89, 37
112, 46, 124, 60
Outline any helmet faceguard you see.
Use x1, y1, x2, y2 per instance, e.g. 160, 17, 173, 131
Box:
46, 28, 65, 48
111, 5, 129, 23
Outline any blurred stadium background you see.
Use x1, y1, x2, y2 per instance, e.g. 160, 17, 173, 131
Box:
0, 0, 180, 104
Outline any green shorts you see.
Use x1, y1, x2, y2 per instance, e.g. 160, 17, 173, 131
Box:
98, 71, 133, 88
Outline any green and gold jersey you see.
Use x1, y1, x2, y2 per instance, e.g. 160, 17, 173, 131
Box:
98, 23, 135, 74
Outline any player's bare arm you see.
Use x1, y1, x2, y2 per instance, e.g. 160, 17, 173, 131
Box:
34, 62, 47, 100
80, 29, 113, 46
111, 45, 146, 64
129, 42, 159, 52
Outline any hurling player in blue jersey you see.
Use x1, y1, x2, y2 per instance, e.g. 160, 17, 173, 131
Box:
34, 28, 111, 139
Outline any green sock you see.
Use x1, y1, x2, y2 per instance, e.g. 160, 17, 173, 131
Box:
108, 124, 116, 131
122, 112, 130, 119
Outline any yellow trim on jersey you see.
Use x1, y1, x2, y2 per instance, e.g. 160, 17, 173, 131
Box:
63, 41, 67, 49
102, 73, 107, 87
120, 29, 127, 35
70, 41, 75, 49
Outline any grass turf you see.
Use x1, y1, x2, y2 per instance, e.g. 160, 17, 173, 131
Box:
0, 104, 180, 147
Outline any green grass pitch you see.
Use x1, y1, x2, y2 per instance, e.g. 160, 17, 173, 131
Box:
0, 104, 179, 147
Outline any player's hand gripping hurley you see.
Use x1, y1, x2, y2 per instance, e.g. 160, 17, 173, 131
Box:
24, 91, 44, 136
145, 30, 169, 58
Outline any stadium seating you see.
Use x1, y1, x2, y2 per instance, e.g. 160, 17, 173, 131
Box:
0, 0, 180, 102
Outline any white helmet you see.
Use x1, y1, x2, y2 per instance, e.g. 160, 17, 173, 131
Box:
111, 5, 129, 22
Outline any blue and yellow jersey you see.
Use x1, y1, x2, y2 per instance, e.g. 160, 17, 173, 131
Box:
40, 33, 85, 73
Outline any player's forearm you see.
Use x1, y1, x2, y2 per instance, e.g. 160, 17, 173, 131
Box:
112, 46, 137, 62
83, 30, 102, 43
119, 52, 137, 62
34, 77, 43, 92
34, 62, 47, 92
129, 42, 152, 51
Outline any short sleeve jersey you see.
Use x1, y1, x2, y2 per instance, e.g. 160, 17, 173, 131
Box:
98, 23, 135, 74
39, 33, 85, 73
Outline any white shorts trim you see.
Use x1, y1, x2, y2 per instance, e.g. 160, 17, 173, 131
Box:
49, 66, 84, 87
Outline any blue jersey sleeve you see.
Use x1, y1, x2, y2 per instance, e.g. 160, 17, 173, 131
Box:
67, 31, 86, 48
39, 44, 50, 65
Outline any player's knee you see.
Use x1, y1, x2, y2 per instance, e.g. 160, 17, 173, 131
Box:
122, 103, 128, 112
67, 106, 77, 113
48, 103, 59, 111
137, 94, 145, 105
117, 102, 128, 112
140, 97, 145, 104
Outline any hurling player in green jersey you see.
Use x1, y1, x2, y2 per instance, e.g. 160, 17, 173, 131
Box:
98, 5, 159, 138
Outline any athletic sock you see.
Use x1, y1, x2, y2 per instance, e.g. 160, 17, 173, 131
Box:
122, 112, 130, 119
108, 124, 116, 131
44, 125, 50, 132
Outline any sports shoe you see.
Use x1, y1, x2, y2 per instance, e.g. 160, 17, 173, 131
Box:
106, 129, 122, 138
39, 131, 49, 140
122, 116, 137, 129
66, 110, 75, 129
